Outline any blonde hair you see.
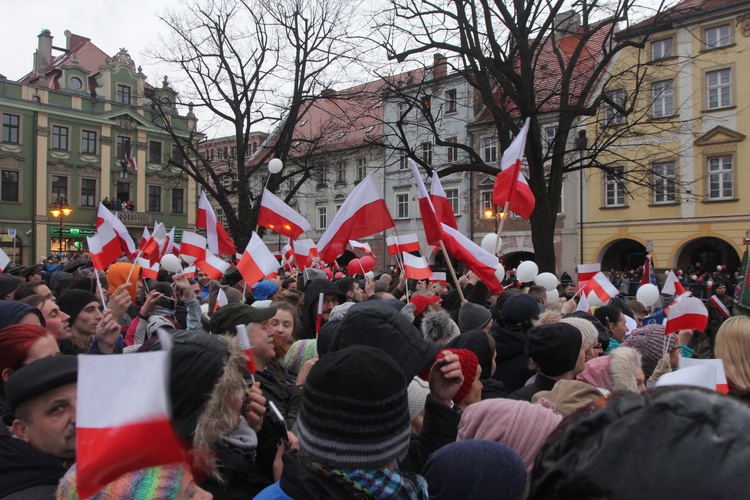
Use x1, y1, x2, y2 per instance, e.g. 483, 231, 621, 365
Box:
715, 316, 750, 390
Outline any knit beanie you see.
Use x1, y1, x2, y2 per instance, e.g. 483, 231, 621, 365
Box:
407, 376, 431, 422
447, 330, 494, 379
458, 302, 492, 333
422, 309, 461, 347
0, 301, 46, 329
410, 295, 441, 317
56, 463, 184, 500
458, 398, 563, 474
441, 348, 478, 404
423, 440, 527, 500
623, 324, 675, 378
526, 323, 583, 377
296, 345, 410, 469
560, 317, 599, 350
57, 289, 99, 326
252, 281, 279, 301
284, 339, 318, 375
502, 293, 540, 328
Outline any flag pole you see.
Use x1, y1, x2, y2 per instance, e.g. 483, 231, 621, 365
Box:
438, 240, 466, 303
124, 249, 143, 287
494, 201, 510, 255
94, 267, 108, 309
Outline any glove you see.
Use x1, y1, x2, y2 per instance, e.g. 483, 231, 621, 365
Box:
649, 354, 672, 383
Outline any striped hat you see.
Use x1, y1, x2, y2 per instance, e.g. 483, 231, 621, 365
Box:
296, 345, 410, 469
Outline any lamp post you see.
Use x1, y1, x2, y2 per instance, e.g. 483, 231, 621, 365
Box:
575, 129, 588, 265
50, 198, 72, 256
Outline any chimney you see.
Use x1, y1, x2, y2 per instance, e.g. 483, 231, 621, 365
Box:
433, 53, 447, 79
553, 11, 580, 40
36, 29, 53, 73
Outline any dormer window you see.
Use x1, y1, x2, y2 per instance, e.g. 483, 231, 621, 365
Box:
69, 77, 83, 91
116, 84, 131, 105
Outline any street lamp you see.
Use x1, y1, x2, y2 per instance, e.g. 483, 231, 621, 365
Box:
50, 198, 72, 256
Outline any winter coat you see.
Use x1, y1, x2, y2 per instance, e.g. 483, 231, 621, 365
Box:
295, 279, 345, 340
509, 373, 557, 402
0, 425, 69, 499
491, 323, 535, 394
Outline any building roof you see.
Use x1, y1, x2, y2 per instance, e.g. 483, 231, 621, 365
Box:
628, 0, 749, 35
20, 33, 110, 90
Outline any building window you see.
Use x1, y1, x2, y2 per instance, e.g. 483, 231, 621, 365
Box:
483, 137, 497, 163
707, 69, 731, 109
81, 130, 97, 154
69, 76, 83, 91
116, 84, 131, 105
317, 206, 328, 229
316, 168, 328, 187
171, 144, 184, 166
604, 90, 625, 126
399, 150, 408, 170
445, 137, 459, 163
217, 147, 225, 161
481, 191, 494, 217
172, 188, 184, 214
652, 80, 674, 118
116, 182, 130, 204
148, 186, 162, 212
356, 157, 366, 181
708, 156, 732, 200
651, 39, 673, 60
230, 146, 236, 158
445, 188, 459, 215
51, 175, 68, 204
116, 136, 131, 159
705, 25, 730, 49
2, 114, 20, 144
52, 126, 69, 150
1, 170, 19, 202
80, 178, 96, 207
398, 102, 408, 120
545, 126, 557, 152
421, 142, 432, 165
653, 161, 676, 204
605, 167, 625, 207
149, 141, 162, 163
336, 161, 346, 184
396, 193, 410, 219
446, 89, 457, 113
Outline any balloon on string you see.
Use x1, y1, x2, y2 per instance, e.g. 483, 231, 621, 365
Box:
360, 255, 375, 273
546, 289, 559, 303
347, 259, 362, 276
365, 271, 375, 280
160, 254, 182, 273
481, 233, 502, 254
516, 261, 539, 283
494, 263, 505, 283
587, 291, 602, 307
181, 254, 197, 265
268, 158, 283, 174
535, 272, 559, 291
334, 271, 345, 279
636, 283, 660, 307
717, 265, 723, 271
323, 268, 332, 279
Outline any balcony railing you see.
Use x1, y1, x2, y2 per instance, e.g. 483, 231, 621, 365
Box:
112, 210, 150, 226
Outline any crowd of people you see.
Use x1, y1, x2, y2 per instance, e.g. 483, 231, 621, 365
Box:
1, 255, 750, 499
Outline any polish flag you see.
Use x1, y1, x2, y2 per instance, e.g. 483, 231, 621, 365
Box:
75, 349, 184, 499
129, 156, 138, 173
440, 223, 503, 293
96, 203, 136, 258
235, 324, 257, 376
0, 248, 10, 272
402, 252, 432, 280
708, 295, 730, 320
182, 265, 197, 279
141, 223, 168, 266
677, 357, 729, 394
237, 233, 280, 287
576, 289, 591, 313
282, 242, 294, 265
317, 175, 394, 263
294, 239, 319, 269
430, 272, 447, 287
140, 226, 151, 251
409, 159, 443, 245
214, 288, 228, 312
179, 231, 207, 262
163, 227, 176, 257
386, 234, 421, 255
430, 171, 458, 230
197, 191, 236, 255
349, 240, 375, 257
665, 296, 708, 334
587, 272, 620, 302
195, 251, 230, 280
662, 271, 686, 296
577, 263, 601, 284
86, 221, 122, 271
493, 118, 535, 219
258, 189, 311, 239
136, 258, 159, 280
171, 243, 181, 257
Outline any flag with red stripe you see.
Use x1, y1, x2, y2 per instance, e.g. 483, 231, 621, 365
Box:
577, 263, 601, 284
197, 191, 236, 255
195, 251, 230, 280
136, 258, 159, 280
386, 233, 420, 255
96, 203, 136, 258
492, 118, 534, 219
294, 239, 319, 269
409, 159, 443, 245
430, 171, 457, 230
349, 240, 375, 257
236, 233, 280, 287
587, 272, 620, 303
662, 271, 686, 296
179, 231, 207, 263
87, 221, 122, 271
665, 296, 708, 334
402, 252, 432, 280
258, 189, 311, 239
440, 223, 503, 294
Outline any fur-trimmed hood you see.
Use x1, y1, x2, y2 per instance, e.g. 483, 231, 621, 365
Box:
577, 346, 642, 393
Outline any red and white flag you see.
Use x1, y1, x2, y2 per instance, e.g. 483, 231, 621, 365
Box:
665, 296, 708, 334
136, 257, 159, 280
440, 223, 503, 293
493, 118, 535, 219
214, 288, 228, 312
163, 227, 176, 257
75, 349, 184, 499
141, 223, 168, 266
87, 221, 122, 271
140, 226, 151, 251
409, 159, 443, 245
258, 189, 311, 240
179, 231, 207, 263
282, 242, 294, 265
128, 156, 138, 172
577, 263, 601, 284
294, 239, 319, 269
662, 271, 686, 296
708, 295, 730, 319
402, 252, 432, 280
237, 233, 280, 287
197, 191, 236, 255
96, 203, 136, 258
677, 357, 729, 394
349, 240, 375, 257
576, 289, 591, 313
430, 171, 458, 230
587, 272, 620, 303
195, 251, 230, 280
235, 325, 257, 376
317, 175, 394, 263
0, 248, 11, 272
430, 272, 447, 286
386, 233, 421, 255
182, 265, 197, 279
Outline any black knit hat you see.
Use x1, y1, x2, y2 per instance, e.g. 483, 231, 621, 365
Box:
0, 301, 46, 329
526, 323, 582, 377
502, 293, 540, 328
5, 355, 77, 412
296, 345, 410, 469
57, 289, 99, 326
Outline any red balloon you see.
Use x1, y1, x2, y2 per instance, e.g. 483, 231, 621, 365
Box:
323, 268, 332, 279
334, 271, 345, 279
360, 255, 375, 273
347, 259, 362, 276
697, 277, 704, 283
722, 265, 728, 271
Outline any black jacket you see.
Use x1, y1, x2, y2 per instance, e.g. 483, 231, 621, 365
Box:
0, 425, 69, 499
255, 370, 303, 430
295, 279, 345, 340
490, 323, 535, 394
509, 373, 557, 402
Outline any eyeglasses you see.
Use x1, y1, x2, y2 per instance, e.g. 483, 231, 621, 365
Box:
593, 344, 603, 351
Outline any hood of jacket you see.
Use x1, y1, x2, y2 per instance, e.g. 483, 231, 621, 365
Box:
490, 322, 528, 362
107, 262, 142, 303
302, 279, 345, 323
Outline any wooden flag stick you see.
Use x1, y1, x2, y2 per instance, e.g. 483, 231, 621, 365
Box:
438, 240, 465, 302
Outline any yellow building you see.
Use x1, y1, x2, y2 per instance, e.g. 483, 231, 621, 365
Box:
583, 0, 750, 278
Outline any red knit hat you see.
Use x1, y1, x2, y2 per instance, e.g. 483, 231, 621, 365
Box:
410, 295, 441, 316
433, 348, 479, 404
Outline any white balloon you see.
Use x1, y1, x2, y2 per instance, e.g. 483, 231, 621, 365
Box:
268, 158, 283, 174
481, 233, 502, 255
587, 290, 602, 307
181, 254, 197, 265
716, 265, 723, 271
494, 263, 505, 283
636, 283, 660, 307
535, 272, 559, 291
160, 254, 182, 273
516, 261, 539, 283
546, 289, 559, 303
365, 271, 375, 280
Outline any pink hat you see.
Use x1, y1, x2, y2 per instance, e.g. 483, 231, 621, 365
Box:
577, 355, 613, 390
457, 398, 562, 474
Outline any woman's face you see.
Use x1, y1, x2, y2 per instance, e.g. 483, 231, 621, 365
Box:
24, 334, 60, 365
268, 309, 295, 345
610, 313, 627, 343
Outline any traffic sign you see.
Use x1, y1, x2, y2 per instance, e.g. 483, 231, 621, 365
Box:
7, 229, 15, 238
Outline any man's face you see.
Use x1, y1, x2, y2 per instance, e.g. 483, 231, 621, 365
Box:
427, 297, 442, 313
715, 284, 726, 296
190, 282, 201, 297
13, 383, 77, 459
320, 294, 340, 322
565, 285, 576, 297
286, 281, 297, 291
28, 273, 43, 282
197, 272, 211, 287
349, 283, 363, 302
247, 321, 275, 364
34, 284, 55, 301
40, 300, 71, 340
72, 301, 103, 337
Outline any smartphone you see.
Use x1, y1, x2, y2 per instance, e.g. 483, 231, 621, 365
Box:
266, 400, 290, 446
